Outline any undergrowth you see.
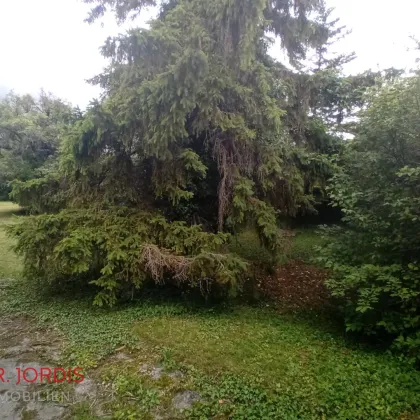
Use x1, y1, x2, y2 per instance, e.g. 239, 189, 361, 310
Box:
0, 278, 419, 419
0, 205, 419, 419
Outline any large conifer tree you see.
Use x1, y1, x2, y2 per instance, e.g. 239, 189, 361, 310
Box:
10, 0, 343, 304
79, 0, 331, 228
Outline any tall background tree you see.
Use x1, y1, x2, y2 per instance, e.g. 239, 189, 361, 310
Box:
0, 90, 76, 201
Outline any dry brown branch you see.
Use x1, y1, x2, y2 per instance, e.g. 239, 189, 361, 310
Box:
140, 244, 192, 284
139, 245, 230, 286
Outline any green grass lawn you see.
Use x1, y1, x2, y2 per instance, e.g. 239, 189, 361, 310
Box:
228, 227, 325, 265
0, 202, 22, 278
0, 202, 419, 419
289, 228, 326, 263
133, 309, 420, 419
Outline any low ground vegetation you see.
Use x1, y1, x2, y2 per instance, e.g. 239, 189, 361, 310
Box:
0, 204, 419, 419
0, 202, 22, 278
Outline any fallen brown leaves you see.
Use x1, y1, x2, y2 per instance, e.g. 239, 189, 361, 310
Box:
259, 260, 331, 310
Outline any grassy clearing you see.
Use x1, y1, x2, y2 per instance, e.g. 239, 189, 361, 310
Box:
0, 203, 419, 419
0, 202, 23, 278
229, 227, 325, 266
289, 229, 326, 263
133, 309, 420, 419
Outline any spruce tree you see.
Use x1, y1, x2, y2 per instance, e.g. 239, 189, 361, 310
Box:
10, 0, 344, 304
80, 0, 331, 229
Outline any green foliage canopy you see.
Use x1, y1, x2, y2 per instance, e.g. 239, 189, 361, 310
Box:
0, 90, 76, 201
318, 75, 420, 363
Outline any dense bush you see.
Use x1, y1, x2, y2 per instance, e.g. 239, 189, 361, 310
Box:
318, 77, 420, 363
8, 207, 247, 306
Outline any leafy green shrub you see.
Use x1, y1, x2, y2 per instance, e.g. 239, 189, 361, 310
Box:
320, 257, 420, 361
318, 77, 420, 364
7, 207, 247, 306
321, 171, 420, 362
